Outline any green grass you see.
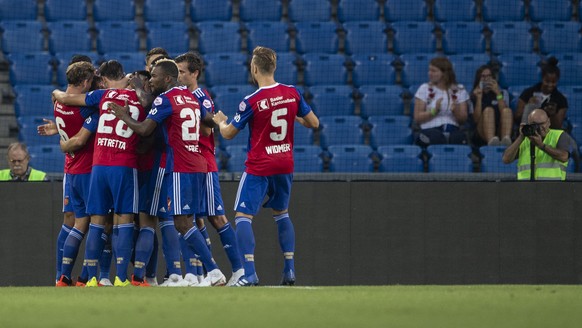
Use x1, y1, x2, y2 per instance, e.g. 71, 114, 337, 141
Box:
0, 286, 581, 328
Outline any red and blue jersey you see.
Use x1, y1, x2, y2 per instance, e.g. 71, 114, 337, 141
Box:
192, 87, 218, 173
231, 83, 313, 176
85, 88, 146, 168
147, 86, 208, 173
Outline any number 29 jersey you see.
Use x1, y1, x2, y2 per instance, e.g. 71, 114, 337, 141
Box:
232, 83, 313, 176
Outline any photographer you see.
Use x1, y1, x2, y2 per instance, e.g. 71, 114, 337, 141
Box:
502, 109, 569, 180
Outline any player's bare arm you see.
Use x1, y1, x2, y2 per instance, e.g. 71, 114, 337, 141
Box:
108, 101, 157, 137
296, 111, 319, 129
37, 118, 58, 136
212, 110, 239, 139
60, 127, 92, 153
52, 90, 87, 107
200, 111, 216, 137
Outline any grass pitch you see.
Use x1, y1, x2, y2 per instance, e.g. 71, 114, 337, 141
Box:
0, 285, 581, 328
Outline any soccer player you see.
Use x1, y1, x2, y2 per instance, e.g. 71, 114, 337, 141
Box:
145, 47, 169, 72
109, 59, 227, 286
213, 46, 319, 286
175, 52, 244, 286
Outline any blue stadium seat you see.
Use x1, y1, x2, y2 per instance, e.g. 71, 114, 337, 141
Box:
146, 21, 190, 54
293, 145, 323, 172
538, 22, 582, 54
489, 21, 533, 54
391, 22, 436, 54
358, 85, 405, 117
507, 84, 530, 111
378, 145, 423, 172
47, 21, 92, 54
8, 52, 53, 85
482, 0, 525, 22
319, 116, 364, 148
351, 54, 397, 87
433, 0, 477, 22
96, 21, 140, 54
93, 0, 135, 21
18, 116, 61, 146
569, 119, 582, 144
294, 121, 314, 145
400, 53, 441, 87
44, 0, 86, 21
143, 0, 185, 22
343, 21, 388, 55
302, 53, 347, 86
441, 22, 485, 55
328, 145, 374, 172
190, 0, 232, 22
224, 145, 247, 172
0, 20, 44, 54
309, 85, 355, 117
55, 51, 100, 86
245, 21, 291, 53
0, 0, 37, 20
369, 115, 412, 147
211, 84, 255, 115
384, 0, 427, 22
337, 0, 381, 22
288, 0, 331, 22
196, 21, 241, 54
13, 85, 55, 118
554, 53, 582, 86
530, 0, 572, 22
479, 145, 516, 173
239, 0, 282, 22
427, 145, 473, 172
204, 53, 248, 87
102, 52, 145, 75
28, 144, 65, 173
448, 53, 492, 88
294, 22, 339, 54
498, 53, 541, 88
274, 52, 298, 85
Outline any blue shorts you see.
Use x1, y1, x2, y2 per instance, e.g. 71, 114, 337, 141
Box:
234, 172, 293, 215
139, 167, 168, 217
167, 172, 205, 217
62, 175, 73, 213
87, 165, 138, 215
68, 173, 91, 219
197, 172, 226, 217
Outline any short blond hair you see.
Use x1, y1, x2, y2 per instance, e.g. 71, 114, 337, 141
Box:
252, 46, 277, 75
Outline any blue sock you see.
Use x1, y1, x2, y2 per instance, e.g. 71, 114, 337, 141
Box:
275, 214, 295, 274
84, 223, 105, 280
218, 222, 243, 272
133, 227, 155, 280
200, 226, 212, 251
235, 217, 256, 278
131, 224, 139, 264
183, 226, 218, 271
179, 235, 197, 275
115, 223, 134, 281
60, 228, 85, 279
56, 224, 72, 280
112, 225, 119, 256
98, 232, 112, 280
145, 232, 159, 279
159, 220, 182, 275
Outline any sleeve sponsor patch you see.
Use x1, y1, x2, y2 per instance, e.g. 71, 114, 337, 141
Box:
203, 99, 212, 109
153, 96, 163, 106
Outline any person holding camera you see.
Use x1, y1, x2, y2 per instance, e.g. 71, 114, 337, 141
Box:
502, 109, 569, 180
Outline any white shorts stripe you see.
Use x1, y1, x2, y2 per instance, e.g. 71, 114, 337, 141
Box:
173, 172, 181, 215
133, 168, 139, 214
149, 167, 165, 216
206, 172, 215, 216
234, 172, 247, 211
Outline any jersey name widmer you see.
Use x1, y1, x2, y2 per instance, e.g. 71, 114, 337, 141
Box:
265, 143, 291, 154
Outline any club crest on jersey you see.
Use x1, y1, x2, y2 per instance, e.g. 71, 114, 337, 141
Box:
239, 101, 246, 112
106, 90, 118, 99
203, 99, 212, 109
174, 95, 185, 105
257, 99, 270, 111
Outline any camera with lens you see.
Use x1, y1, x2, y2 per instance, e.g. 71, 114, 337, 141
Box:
522, 123, 540, 137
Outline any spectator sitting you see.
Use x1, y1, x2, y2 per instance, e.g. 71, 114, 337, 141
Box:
0, 142, 48, 181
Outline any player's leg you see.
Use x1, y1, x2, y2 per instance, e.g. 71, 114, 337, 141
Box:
180, 219, 202, 286
56, 174, 74, 284
98, 223, 113, 286
131, 212, 156, 286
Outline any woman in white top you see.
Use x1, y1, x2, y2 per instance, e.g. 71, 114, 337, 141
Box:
413, 57, 469, 146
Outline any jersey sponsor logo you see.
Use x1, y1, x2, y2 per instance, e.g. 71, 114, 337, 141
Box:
154, 97, 163, 106
258, 99, 270, 111
271, 96, 296, 107
174, 95, 185, 105
265, 143, 291, 154
202, 99, 212, 109
239, 101, 246, 112
234, 113, 241, 123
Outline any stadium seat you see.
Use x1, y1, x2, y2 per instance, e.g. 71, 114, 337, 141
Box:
427, 145, 473, 173
448, 53, 492, 88
327, 145, 374, 172
288, 0, 331, 22
143, 0, 185, 22
96, 21, 140, 54
224, 145, 247, 172
302, 53, 347, 86
47, 21, 92, 54
146, 21, 190, 54
538, 22, 582, 55
293, 145, 323, 172
274, 52, 298, 85
384, 0, 427, 22
529, 0, 572, 22
440, 22, 485, 55
391, 22, 436, 54
368, 115, 412, 147
0, 20, 44, 54
44, 0, 86, 21
55, 51, 100, 86
17, 116, 61, 146
351, 54, 397, 87
93, 0, 135, 21
190, 0, 232, 22
378, 145, 424, 172
294, 121, 314, 145
0, 0, 37, 20
239, 0, 282, 21
337, 0, 381, 22
13, 85, 55, 118
498, 53, 541, 88
400, 53, 441, 87
507, 84, 530, 111
204, 53, 248, 87
318, 116, 364, 148
479, 145, 517, 173
8, 52, 53, 85
554, 53, 582, 86
28, 144, 65, 173
343, 21, 388, 55
481, 0, 525, 22
245, 21, 291, 53
489, 21, 533, 54
102, 52, 146, 75
211, 84, 255, 114
433, 0, 476, 22
568, 119, 582, 144
294, 22, 339, 54
308, 85, 355, 117
358, 85, 405, 117
196, 21, 242, 54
